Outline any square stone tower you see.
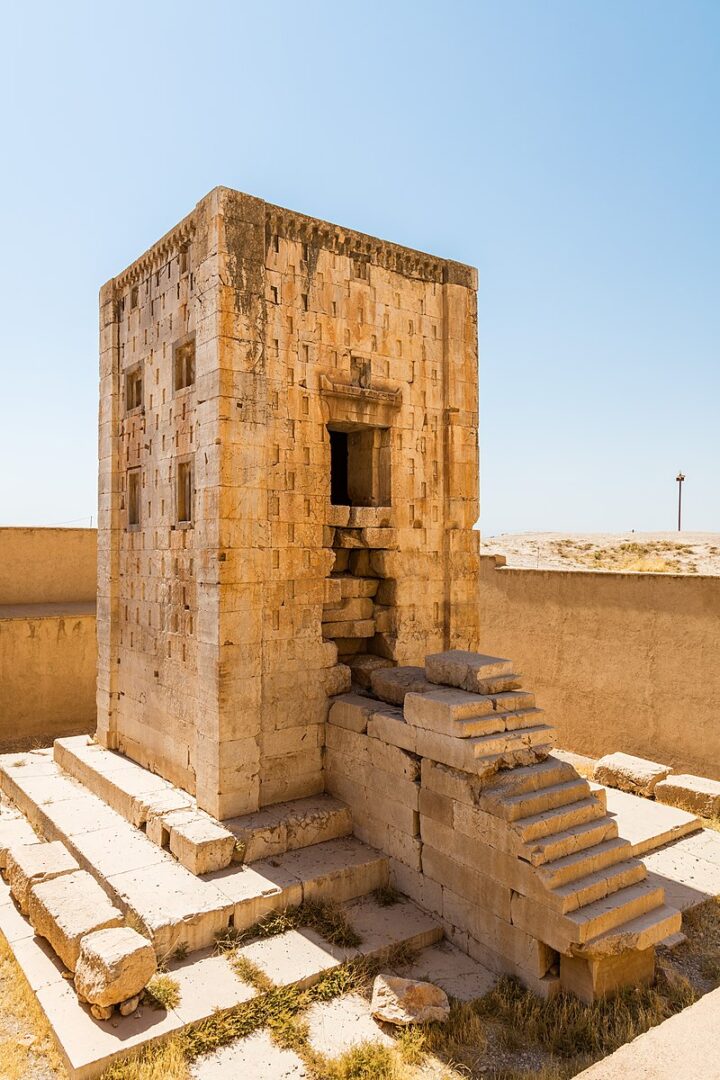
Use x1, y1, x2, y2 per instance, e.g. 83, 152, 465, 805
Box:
97, 187, 480, 819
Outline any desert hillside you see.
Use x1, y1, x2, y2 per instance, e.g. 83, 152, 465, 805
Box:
481, 532, 720, 574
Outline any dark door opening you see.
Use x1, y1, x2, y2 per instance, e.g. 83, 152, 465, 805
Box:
329, 430, 350, 506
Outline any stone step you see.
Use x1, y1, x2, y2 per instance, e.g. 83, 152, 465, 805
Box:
479, 755, 581, 804
223, 795, 353, 864
523, 815, 619, 867
467, 724, 557, 761
0, 751, 389, 961
577, 902, 682, 958
514, 797, 607, 843
499, 778, 593, 821
512, 880, 667, 953
537, 836, 635, 890
232, 894, 443, 990
549, 858, 648, 915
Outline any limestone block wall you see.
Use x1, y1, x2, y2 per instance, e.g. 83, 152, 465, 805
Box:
98, 187, 481, 819
478, 555, 720, 778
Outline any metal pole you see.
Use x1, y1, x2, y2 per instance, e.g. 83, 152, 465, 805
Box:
676, 472, 685, 532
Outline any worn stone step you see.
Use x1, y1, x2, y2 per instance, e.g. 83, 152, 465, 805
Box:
537, 836, 635, 890
512, 880, 667, 953
223, 795, 353, 864
524, 815, 619, 867
479, 756, 581, 805
549, 859, 648, 915
468, 724, 557, 761
499, 778, 593, 821
577, 903, 682, 958
514, 797, 607, 843
1, 752, 389, 961
54, 737, 194, 827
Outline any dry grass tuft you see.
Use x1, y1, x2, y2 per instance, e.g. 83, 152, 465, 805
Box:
0, 933, 64, 1080
100, 1039, 190, 1080
319, 1041, 403, 1079
144, 973, 181, 1011
218, 899, 362, 951
231, 954, 276, 993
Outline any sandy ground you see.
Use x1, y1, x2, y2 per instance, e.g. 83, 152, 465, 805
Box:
481, 532, 720, 574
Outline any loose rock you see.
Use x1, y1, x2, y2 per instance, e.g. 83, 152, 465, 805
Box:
371, 974, 450, 1025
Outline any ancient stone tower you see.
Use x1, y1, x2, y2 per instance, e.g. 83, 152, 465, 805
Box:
97, 187, 480, 820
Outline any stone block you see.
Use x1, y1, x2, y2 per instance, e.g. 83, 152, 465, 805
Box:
655, 774, 720, 819
370, 666, 436, 706
404, 688, 499, 738
593, 753, 671, 797
560, 948, 655, 1003
422, 845, 512, 922
75, 926, 157, 1008
28, 870, 124, 972
328, 694, 376, 733
169, 816, 236, 874
425, 650, 514, 692
6, 842, 80, 915
346, 654, 393, 690
367, 706, 417, 752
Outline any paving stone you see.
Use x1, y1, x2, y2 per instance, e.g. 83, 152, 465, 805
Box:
6, 840, 79, 914
238, 927, 348, 988
305, 992, 393, 1057
28, 870, 125, 972
594, 752, 671, 797
655, 774, 720, 818
643, 830, 720, 910
602, 786, 701, 855
192, 1029, 308, 1079
168, 949, 256, 1024
391, 939, 497, 1001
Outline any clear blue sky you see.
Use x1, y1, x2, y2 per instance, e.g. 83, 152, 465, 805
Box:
1, 1, 718, 534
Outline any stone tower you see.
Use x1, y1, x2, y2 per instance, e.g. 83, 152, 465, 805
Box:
97, 187, 480, 819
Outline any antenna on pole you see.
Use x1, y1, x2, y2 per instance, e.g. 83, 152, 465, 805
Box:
676, 472, 685, 532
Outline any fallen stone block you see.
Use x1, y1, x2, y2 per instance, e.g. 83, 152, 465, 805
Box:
28, 869, 124, 971
322, 664, 352, 697
74, 926, 157, 1008
371, 974, 450, 1025
425, 650, 515, 693
655, 774, 720, 818
594, 752, 671, 797
6, 841, 79, 915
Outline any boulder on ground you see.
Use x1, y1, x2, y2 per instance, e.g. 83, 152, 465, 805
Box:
371, 974, 450, 1025
594, 752, 671, 797
75, 926, 157, 1008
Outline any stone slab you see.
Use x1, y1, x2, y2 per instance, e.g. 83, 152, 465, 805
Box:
391, 938, 497, 1001
594, 752, 671, 797
643, 829, 720, 911
425, 650, 515, 692
575, 982, 720, 1079
305, 992, 393, 1057
602, 785, 701, 855
168, 948, 257, 1024
655, 774, 720, 818
225, 795, 352, 864
192, 1029, 308, 1080
370, 666, 436, 705
0, 809, 40, 867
